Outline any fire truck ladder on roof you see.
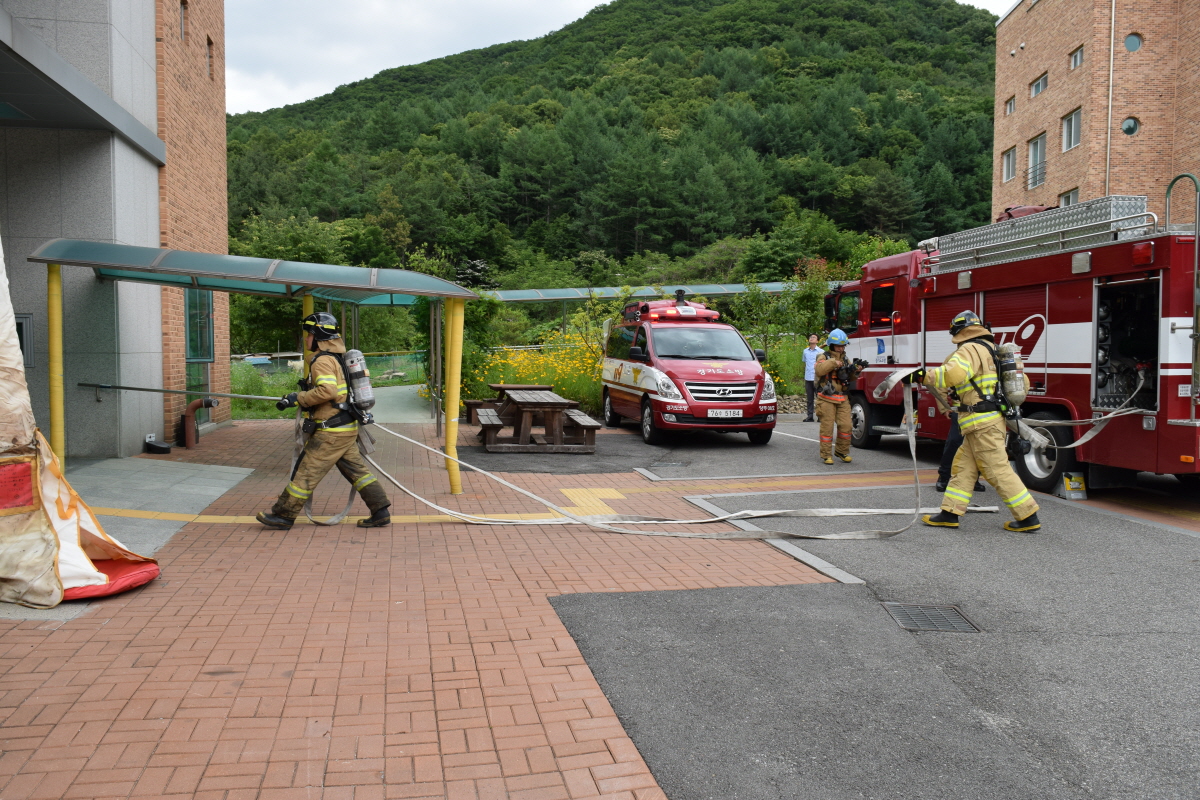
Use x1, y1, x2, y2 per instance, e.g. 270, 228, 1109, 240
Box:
1165, 173, 1200, 426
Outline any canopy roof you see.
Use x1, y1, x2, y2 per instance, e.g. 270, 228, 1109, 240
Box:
27, 239, 475, 303
489, 283, 789, 303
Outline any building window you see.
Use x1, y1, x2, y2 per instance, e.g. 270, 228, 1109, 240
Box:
1030, 73, 1048, 98
180, 1, 188, 41
1002, 147, 1017, 182
1125, 33, 1143, 52
1005, 96, 1016, 115
186, 289, 214, 424
206, 37, 214, 78
1027, 134, 1047, 189
1062, 108, 1081, 151
1070, 47, 1084, 69
1122, 117, 1140, 136
1060, 188, 1079, 206
14, 314, 32, 366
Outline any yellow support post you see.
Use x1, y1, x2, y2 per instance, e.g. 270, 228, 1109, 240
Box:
442, 297, 465, 494
301, 293, 314, 377
47, 263, 65, 462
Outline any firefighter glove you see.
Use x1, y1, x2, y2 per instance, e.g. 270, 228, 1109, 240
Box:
276, 392, 299, 411
905, 368, 926, 385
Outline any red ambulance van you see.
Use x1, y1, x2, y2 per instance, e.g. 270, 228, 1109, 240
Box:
601, 295, 778, 445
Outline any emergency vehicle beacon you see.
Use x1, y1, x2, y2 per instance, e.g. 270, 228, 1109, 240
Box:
602, 291, 777, 444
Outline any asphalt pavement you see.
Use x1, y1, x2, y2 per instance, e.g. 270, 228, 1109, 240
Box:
553, 584, 1077, 800
640, 420, 943, 480
589, 484, 1200, 800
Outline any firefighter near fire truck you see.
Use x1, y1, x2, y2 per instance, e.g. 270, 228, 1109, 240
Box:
910, 311, 1042, 532
256, 312, 391, 530
814, 329, 869, 464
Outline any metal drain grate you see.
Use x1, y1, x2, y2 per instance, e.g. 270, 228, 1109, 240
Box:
882, 603, 979, 633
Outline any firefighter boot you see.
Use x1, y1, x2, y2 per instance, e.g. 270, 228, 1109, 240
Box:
256, 511, 294, 530
822, 457, 834, 465
1003, 512, 1042, 533
837, 453, 853, 463
357, 507, 391, 528
922, 511, 961, 528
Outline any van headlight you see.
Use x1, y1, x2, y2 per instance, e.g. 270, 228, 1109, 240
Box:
656, 375, 683, 400
761, 374, 776, 401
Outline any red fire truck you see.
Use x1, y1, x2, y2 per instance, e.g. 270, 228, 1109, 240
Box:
825, 182, 1200, 493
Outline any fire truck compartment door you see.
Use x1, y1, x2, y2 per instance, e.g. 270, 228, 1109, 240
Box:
983, 285, 1048, 391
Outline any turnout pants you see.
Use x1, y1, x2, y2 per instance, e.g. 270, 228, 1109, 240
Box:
816, 397, 852, 459
271, 429, 390, 520
941, 419, 1038, 521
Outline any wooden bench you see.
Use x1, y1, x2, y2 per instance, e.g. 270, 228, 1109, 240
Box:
563, 409, 601, 450
465, 399, 501, 425
477, 408, 506, 449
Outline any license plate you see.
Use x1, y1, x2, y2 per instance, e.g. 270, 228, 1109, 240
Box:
707, 409, 743, 418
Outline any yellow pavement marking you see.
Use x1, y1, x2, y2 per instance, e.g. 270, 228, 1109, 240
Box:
91, 506, 568, 525
557, 487, 625, 516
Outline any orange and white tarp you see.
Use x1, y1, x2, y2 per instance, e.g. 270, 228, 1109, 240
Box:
0, 238, 157, 609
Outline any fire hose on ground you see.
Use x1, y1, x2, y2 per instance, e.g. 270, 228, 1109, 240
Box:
87, 372, 1137, 539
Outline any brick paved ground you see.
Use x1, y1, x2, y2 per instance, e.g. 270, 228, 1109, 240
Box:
0, 421, 854, 800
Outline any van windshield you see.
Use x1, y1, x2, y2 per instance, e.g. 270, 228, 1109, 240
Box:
651, 327, 754, 360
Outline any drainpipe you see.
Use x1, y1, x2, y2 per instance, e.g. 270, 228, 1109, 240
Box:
182, 398, 218, 448
1105, 0, 1117, 194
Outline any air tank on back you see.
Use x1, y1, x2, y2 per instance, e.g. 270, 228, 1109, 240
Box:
343, 349, 376, 411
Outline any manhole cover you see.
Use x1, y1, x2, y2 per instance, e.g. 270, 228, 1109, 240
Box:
882, 603, 979, 633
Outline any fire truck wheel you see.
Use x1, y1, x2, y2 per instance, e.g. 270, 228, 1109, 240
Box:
641, 399, 666, 445
849, 395, 882, 450
1012, 410, 1077, 493
603, 390, 622, 427
747, 429, 772, 445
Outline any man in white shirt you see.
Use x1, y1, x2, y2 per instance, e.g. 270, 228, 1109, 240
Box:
801, 334, 822, 422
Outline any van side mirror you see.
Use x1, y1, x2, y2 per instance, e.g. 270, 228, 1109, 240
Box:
628, 346, 647, 361
754, 349, 767, 362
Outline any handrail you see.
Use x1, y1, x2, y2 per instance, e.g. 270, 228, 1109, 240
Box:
920, 212, 1158, 271
1165, 173, 1200, 420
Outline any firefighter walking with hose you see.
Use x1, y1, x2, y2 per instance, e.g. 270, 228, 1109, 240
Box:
910, 311, 1041, 532
256, 313, 391, 530
814, 329, 866, 465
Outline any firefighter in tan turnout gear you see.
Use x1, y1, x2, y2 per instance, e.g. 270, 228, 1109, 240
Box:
256, 313, 391, 530
814, 329, 865, 465
912, 311, 1041, 532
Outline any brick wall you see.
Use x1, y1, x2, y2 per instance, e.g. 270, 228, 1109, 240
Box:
1171, 0, 1200, 223
993, 0, 1194, 222
156, 0, 229, 439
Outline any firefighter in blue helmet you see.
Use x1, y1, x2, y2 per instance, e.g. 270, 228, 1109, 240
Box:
910, 311, 1041, 532
256, 313, 391, 530
814, 329, 863, 464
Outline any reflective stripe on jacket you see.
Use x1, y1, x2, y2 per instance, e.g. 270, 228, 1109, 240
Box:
297, 340, 356, 428
922, 339, 1002, 432
814, 351, 851, 402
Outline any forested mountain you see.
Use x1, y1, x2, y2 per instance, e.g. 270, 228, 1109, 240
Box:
226, 0, 996, 348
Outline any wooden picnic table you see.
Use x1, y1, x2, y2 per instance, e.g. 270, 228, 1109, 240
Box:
477, 389, 600, 453
487, 383, 553, 401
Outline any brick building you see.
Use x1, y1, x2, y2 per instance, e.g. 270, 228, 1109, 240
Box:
993, 0, 1200, 223
0, 0, 229, 457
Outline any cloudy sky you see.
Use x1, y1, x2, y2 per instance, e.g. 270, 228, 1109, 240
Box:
226, 0, 1018, 114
